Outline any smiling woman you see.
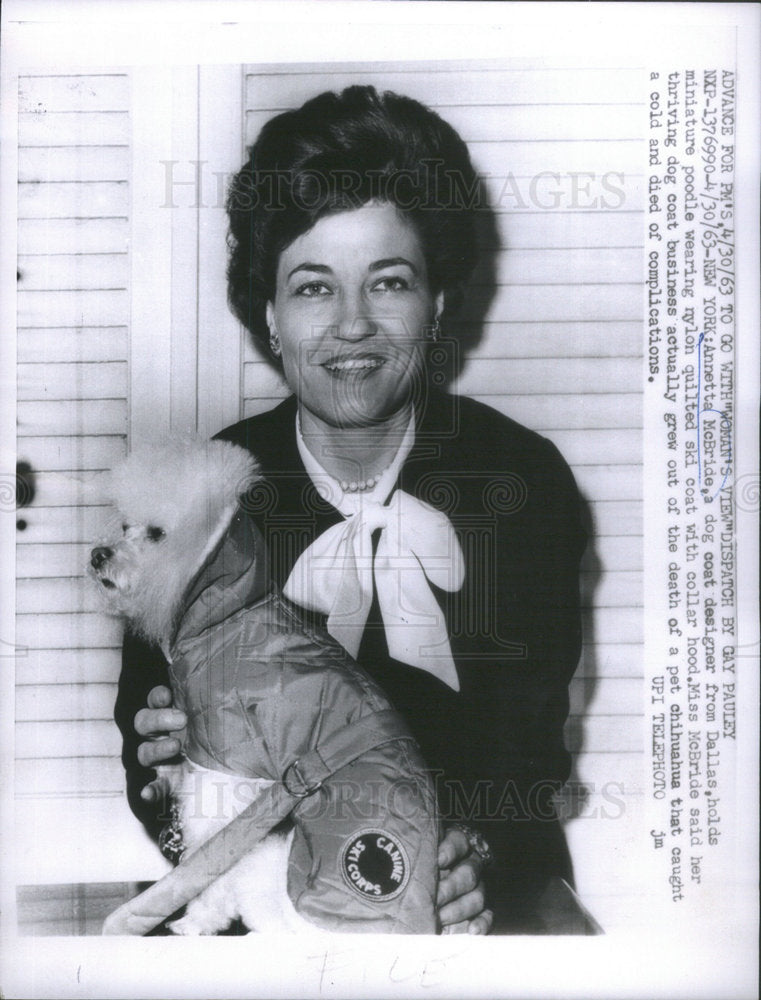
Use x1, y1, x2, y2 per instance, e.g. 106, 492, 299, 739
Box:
116, 84, 587, 935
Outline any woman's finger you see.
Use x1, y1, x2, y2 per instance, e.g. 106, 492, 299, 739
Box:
134, 707, 187, 738
438, 885, 486, 929
146, 685, 173, 709
467, 909, 494, 935
440, 918, 470, 935
437, 826, 472, 869
140, 774, 171, 803
137, 736, 181, 768
437, 856, 481, 907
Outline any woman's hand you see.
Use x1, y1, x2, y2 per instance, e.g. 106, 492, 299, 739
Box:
134, 685, 187, 803
437, 826, 494, 935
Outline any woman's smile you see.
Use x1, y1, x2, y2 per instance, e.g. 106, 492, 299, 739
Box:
321, 351, 386, 376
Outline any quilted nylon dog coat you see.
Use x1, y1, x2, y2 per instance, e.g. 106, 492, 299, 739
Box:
164, 505, 439, 934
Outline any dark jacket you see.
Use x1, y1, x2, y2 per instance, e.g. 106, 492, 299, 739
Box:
116, 389, 586, 931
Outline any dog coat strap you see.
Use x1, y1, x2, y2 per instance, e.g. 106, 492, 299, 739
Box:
282, 709, 414, 797
101, 781, 294, 936
102, 709, 414, 935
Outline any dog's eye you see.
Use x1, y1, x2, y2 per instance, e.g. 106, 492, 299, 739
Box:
122, 523, 129, 533
146, 526, 166, 542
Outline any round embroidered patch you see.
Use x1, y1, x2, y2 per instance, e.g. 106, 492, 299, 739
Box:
340, 829, 410, 901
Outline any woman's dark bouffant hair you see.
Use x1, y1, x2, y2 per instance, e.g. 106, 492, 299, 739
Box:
226, 85, 481, 348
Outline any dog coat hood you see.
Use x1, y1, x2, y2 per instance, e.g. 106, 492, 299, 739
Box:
167, 506, 439, 934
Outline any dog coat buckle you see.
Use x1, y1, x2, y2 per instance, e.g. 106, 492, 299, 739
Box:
282, 759, 323, 799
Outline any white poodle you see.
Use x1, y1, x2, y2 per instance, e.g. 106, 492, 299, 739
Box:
90, 437, 438, 936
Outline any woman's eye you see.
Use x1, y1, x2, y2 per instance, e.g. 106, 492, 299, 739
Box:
294, 281, 331, 298
374, 275, 410, 292
146, 526, 166, 542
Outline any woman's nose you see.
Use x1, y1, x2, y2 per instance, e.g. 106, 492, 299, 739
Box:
90, 546, 113, 569
335, 292, 377, 341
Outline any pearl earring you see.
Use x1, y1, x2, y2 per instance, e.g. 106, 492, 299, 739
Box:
269, 331, 281, 357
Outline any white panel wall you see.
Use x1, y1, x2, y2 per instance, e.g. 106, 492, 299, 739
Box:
16, 69, 171, 884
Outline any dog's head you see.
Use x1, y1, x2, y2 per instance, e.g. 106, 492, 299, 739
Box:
89, 437, 259, 645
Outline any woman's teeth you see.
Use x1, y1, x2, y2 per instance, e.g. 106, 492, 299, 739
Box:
324, 357, 383, 372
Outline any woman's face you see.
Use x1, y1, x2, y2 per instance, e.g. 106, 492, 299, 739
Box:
267, 202, 442, 430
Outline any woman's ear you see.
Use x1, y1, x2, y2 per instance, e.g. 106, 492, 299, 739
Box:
434, 290, 445, 320
265, 301, 275, 333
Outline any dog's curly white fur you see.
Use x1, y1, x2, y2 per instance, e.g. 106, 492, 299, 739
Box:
89, 436, 317, 934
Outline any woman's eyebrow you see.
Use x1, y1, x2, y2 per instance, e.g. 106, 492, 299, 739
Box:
369, 257, 419, 274
286, 263, 333, 281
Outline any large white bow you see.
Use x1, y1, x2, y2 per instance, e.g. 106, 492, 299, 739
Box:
283, 489, 465, 691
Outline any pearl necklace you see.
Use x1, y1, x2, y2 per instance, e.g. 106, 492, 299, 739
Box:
338, 465, 393, 494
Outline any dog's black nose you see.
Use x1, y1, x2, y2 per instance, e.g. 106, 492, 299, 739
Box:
90, 546, 113, 570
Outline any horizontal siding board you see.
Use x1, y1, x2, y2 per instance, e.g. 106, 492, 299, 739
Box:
17, 400, 127, 437
244, 66, 642, 107
15, 435, 125, 473
15, 648, 122, 686
18, 218, 128, 255
241, 362, 289, 399
581, 570, 642, 608
18, 360, 127, 401
16, 720, 120, 759
541, 429, 641, 467
468, 141, 643, 179
242, 394, 290, 419
569, 676, 641, 718
18, 74, 129, 113
460, 281, 641, 324
18, 146, 130, 183
480, 174, 641, 217
570, 464, 641, 502
490, 248, 642, 286
14, 469, 110, 509
17, 543, 101, 580
564, 713, 641, 754
487, 208, 642, 251
17, 683, 116, 723
581, 535, 642, 573
18, 181, 129, 220
15, 506, 110, 546
454, 356, 641, 395
15, 612, 122, 649
576, 643, 641, 680
17, 255, 127, 291
18, 577, 110, 615
587, 500, 642, 536
570, 749, 644, 793
467, 393, 641, 431
18, 111, 130, 147
16, 757, 125, 797
17, 327, 129, 363
18, 291, 129, 330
